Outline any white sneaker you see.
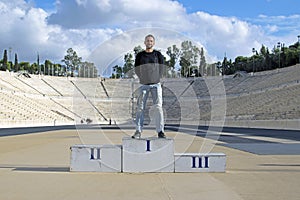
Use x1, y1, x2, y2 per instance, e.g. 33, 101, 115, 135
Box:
131, 131, 141, 139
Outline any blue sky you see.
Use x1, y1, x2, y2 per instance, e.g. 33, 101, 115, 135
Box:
179, 0, 300, 17
2, 0, 300, 68
179, 0, 300, 37
31, 0, 300, 18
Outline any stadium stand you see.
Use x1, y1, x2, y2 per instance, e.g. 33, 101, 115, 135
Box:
0, 64, 299, 129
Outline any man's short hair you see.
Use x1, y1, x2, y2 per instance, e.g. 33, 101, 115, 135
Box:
145, 34, 155, 41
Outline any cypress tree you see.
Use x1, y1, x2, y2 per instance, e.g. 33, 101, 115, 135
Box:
2, 49, 8, 70
14, 53, 19, 72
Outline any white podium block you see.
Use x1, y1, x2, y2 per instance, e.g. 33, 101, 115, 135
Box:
122, 137, 174, 173
174, 153, 226, 172
70, 145, 122, 172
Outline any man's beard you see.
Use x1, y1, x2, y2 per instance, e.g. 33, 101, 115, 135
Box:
146, 45, 153, 49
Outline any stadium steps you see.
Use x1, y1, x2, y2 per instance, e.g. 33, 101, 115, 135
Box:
14, 76, 45, 96
100, 80, 110, 98
0, 90, 73, 122
42, 76, 75, 97
70, 80, 108, 121
41, 78, 64, 96
0, 77, 23, 92
0, 71, 37, 93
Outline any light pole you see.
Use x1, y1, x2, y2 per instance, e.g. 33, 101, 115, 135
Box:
277, 42, 281, 68
9, 47, 12, 62
252, 47, 256, 74
52, 63, 54, 76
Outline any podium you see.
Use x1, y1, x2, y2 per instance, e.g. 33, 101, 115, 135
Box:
122, 137, 174, 173
70, 137, 226, 173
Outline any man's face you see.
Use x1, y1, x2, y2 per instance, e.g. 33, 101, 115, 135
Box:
144, 36, 155, 49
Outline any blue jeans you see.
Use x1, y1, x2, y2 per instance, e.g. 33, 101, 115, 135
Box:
135, 83, 164, 133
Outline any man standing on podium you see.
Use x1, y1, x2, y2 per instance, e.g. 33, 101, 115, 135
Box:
132, 34, 166, 139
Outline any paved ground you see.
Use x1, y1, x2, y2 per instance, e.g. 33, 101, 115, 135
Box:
0, 125, 300, 200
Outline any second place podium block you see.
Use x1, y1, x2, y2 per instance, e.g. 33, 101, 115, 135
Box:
70, 144, 122, 172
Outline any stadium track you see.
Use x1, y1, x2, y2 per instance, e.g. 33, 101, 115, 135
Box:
0, 124, 300, 200
1, 124, 300, 155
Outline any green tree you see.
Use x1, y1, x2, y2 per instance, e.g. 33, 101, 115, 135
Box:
14, 53, 19, 72
1, 49, 8, 71
258, 45, 272, 71
61, 48, 82, 76
166, 45, 180, 69
284, 48, 298, 67
219, 56, 232, 75
234, 56, 248, 72
31, 63, 38, 74
37, 53, 40, 74
19, 62, 30, 72
112, 65, 122, 78
123, 53, 134, 78
264, 48, 272, 71
57, 64, 66, 76
7, 62, 12, 71
166, 45, 180, 77
45, 60, 52, 75
179, 41, 200, 77
198, 47, 206, 76
40, 64, 45, 74
260, 45, 267, 57
133, 45, 143, 57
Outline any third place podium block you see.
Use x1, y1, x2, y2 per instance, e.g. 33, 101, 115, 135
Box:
174, 153, 226, 172
122, 137, 174, 173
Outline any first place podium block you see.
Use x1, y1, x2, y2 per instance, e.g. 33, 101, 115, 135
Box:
70, 145, 122, 172
122, 137, 174, 173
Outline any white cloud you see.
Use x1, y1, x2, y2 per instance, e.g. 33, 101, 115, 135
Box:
0, 1, 56, 61
254, 14, 300, 36
1, 0, 299, 70
47, 0, 264, 59
0, 0, 120, 63
48, 0, 189, 29
185, 11, 267, 59
48, 0, 124, 28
